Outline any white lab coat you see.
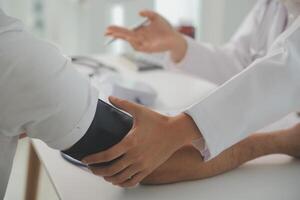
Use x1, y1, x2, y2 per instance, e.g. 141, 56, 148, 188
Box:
0, 10, 98, 198
166, 0, 300, 160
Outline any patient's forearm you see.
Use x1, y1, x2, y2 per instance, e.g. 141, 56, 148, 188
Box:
142, 125, 300, 185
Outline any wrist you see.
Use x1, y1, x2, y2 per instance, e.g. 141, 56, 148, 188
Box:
169, 113, 202, 147
169, 32, 188, 63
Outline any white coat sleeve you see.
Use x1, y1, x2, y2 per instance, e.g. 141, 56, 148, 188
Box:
164, 0, 267, 85
0, 13, 99, 199
185, 24, 300, 160
0, 27, 98, 150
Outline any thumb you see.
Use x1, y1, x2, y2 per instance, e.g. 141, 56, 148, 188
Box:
109, 96, 141, 117
139, 10, 158, 21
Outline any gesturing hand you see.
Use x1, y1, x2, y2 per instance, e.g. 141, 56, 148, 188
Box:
82, 96, 201, 188
106, 10, 187, 62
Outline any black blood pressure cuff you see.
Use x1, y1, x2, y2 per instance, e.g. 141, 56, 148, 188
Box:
62, 99, 133, 166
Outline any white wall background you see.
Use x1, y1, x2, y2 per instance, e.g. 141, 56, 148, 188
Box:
201, 0, 256, 44
0, 0, 257, 53
155, 0, 201, 39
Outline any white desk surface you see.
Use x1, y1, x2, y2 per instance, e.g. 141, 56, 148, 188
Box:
32, 55, 300, 200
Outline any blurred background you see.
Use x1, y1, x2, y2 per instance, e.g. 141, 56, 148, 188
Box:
1, 0, 257, 199
0, 0, 256, 55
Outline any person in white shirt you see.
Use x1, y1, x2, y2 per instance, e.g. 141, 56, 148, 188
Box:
0, 9, 135, 198
83, 0, 300, 187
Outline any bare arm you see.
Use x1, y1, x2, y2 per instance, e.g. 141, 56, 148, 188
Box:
142, 124, 300, 185
83, 97, 300, 187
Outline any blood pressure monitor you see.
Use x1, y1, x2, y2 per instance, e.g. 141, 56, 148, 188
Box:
62, 99, 133, 167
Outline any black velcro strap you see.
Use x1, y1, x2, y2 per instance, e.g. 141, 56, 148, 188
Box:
62, 99, 133, 166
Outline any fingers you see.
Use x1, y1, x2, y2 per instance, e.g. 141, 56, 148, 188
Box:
109, 96, 141, 117
89, 156, 131, 177
106, 32, 144, 51
106, 26, 135, 38
119, 171, 148, 188
106, 22, 155, 53
127, 39, 155, 53
106, 32, 136, 45
82, 131, 135, 164
106, 28, 150, 52
104, 164, 140, 185
139, 10, 158, 21
106, 26, 140, 44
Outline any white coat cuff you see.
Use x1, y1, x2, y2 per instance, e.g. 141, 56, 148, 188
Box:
185, 105, 222, 161
191, 137, 211, 161
46, 87, 99, 150
164, 36, 196, 70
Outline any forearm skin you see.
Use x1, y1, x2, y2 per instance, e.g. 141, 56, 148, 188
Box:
142, 125, 300, 185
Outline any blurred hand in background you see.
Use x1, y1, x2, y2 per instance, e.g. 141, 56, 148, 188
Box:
106, 10, 188, 63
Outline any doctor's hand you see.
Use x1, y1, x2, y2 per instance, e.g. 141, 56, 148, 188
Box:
83, 96, 202, 188
105, 10, 188, 63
